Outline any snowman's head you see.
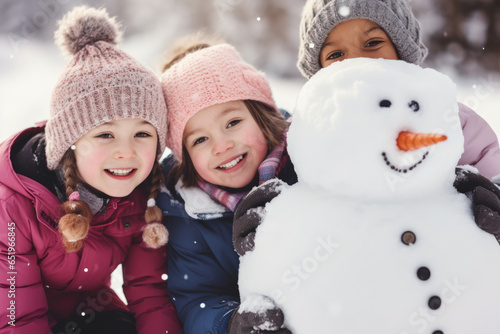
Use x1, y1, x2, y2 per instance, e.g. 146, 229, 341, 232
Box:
288, 58, 464, 200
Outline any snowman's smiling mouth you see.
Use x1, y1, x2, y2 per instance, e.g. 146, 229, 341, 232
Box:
381, 151, 429, 173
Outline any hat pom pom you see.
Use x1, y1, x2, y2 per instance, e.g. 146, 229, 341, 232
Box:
55, 5, 122, 57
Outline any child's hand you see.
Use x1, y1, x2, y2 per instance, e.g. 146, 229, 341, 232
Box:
454, 167, 500, 242
227, 297, 291, 334
233, 179, 286, 256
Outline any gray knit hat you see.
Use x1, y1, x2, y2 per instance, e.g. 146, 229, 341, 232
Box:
297, 0, 428, 78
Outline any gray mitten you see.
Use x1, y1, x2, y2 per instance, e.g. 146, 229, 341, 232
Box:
454, 167, 500, 243
227, 297, 291, 334
233, 179, 286, 256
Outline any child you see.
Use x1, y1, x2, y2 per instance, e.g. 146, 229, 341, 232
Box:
0, 6, 181, 334
294, 0, 500, 259
232, 0, 500, 330
297, 0, 500, 179
157, 38, 296, 333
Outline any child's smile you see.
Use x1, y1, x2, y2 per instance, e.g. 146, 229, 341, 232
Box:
184, 100, 268, 189
106, 168, 135, 176
217, 154, 246, 171
73, 118, 158, 197
105, 168, 137, 178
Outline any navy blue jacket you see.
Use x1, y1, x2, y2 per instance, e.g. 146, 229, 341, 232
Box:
158, 152, 296, 334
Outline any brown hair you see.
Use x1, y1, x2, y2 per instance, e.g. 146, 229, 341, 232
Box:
58, 150, 92, 252
57, 149, 167, 252
168, 99, 289, 188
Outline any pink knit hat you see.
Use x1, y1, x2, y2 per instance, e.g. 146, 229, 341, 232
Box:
45, 6, 167, 170
161, 44, 277, 161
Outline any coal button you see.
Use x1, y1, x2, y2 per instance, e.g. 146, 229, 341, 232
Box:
432, 331, 444, 334
428, 296, 442, 310
417, 267, 431, 281
401, 231, 416, 245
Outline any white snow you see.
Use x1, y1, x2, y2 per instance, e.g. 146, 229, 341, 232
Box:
338, 6, 350, 17
238, 58, 500, 333
239, 293, 276, 314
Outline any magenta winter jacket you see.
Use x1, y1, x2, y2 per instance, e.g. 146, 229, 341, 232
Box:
0, 125, 182, 334
458, 103, 500, 178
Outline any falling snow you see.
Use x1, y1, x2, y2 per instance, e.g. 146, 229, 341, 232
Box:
338, 6, 350, 17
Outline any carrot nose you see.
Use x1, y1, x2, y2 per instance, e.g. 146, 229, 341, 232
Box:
397, 131, 447, 151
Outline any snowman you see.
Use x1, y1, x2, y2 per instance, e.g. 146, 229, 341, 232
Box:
237, 58, 500, 334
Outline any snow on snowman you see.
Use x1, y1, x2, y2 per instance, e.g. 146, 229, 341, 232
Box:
237, 58, 500, 334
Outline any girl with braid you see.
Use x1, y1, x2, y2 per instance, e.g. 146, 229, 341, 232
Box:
0, 6, 181, 334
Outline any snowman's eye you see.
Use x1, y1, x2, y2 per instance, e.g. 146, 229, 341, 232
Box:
379, 100, 392, 108
409, 100, 420, 112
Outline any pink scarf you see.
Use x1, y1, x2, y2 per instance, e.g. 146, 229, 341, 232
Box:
198, 138, 287, 212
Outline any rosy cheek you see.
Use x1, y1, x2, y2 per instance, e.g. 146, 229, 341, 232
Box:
248, 132, 268, 156
76, 142, 109, 161
189, 152, 204, 170
189, 151, 211, 178
85, 148, 109, 165
145, 147, 157, 161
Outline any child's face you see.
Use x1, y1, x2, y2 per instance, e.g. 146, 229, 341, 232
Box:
320, 19, 398, 68
184, 100, 268, 189
73, 118, 158, 197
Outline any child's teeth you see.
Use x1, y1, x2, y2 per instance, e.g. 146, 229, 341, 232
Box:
219, 155, 243, 169
108, 169, 133, 176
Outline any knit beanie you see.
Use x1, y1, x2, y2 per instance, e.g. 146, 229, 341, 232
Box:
161, 44, 277, 161
45, 6, 167, 170
297, 0, 428, 78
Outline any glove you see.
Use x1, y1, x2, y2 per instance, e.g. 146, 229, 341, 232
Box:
454, 167, 500, 243
233, 178, 287, 256
227, 298, 292, 334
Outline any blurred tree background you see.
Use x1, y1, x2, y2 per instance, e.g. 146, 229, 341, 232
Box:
0, 0, 499, 78
411, 0, 500, 76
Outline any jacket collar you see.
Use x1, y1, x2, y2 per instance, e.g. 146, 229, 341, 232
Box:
0, 124, 64, 230
175, 179, 229, 219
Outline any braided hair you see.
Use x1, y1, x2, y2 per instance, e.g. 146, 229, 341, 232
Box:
143, 159, 169, 248
57, 151, 169, 252
58, 150, 92, 253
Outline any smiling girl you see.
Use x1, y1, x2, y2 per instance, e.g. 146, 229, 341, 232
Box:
0, 6, 181, 334
157, 38, 297, 333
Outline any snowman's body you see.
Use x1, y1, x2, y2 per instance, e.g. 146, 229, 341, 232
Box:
240, 185, 500, 333
238, 59, 500, 334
